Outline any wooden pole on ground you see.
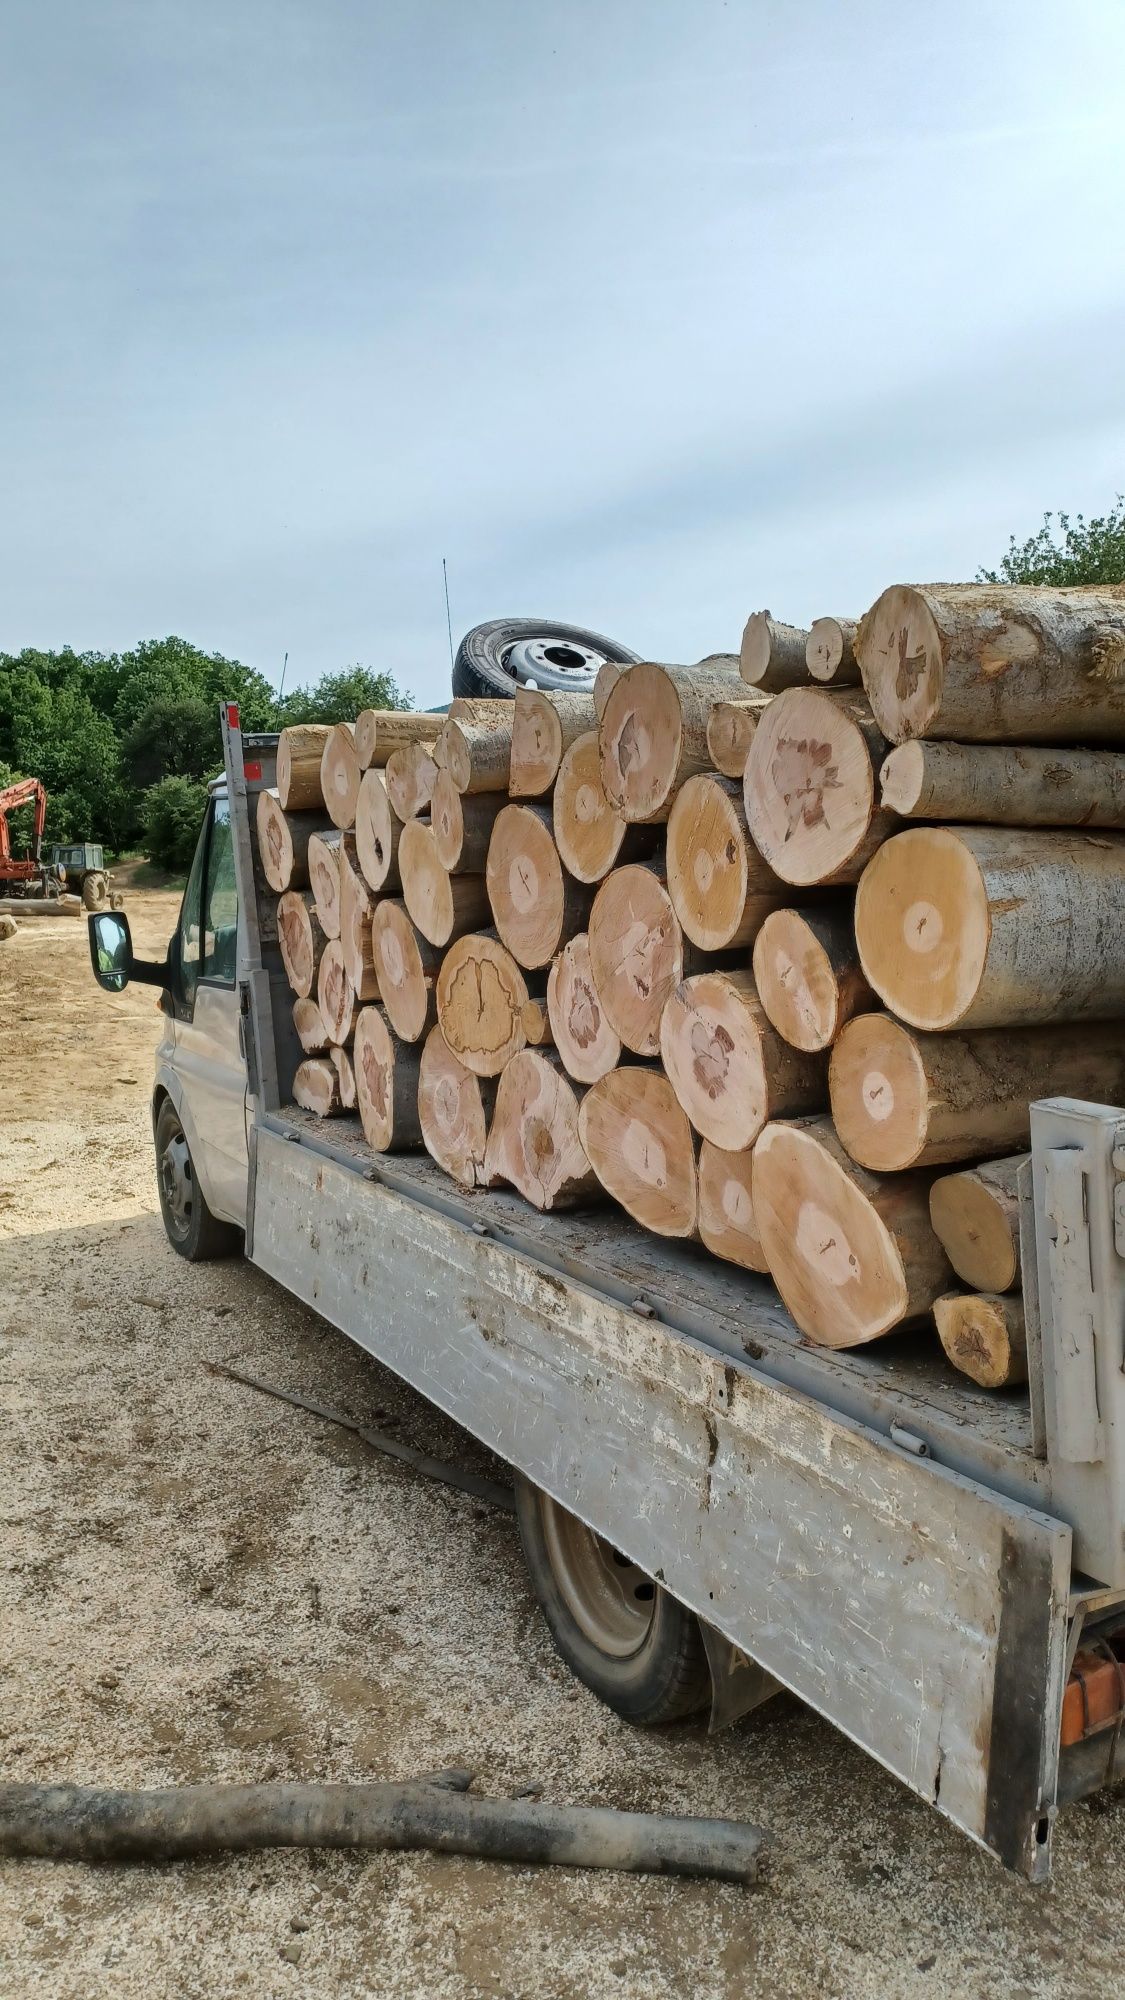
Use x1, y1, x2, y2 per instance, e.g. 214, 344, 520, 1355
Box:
928, 1156, 1025, 1293
751, 905, 873, 1052
578, 1068, 699, 1239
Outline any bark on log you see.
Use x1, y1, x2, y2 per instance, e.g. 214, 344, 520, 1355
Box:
739, 615, 810, 692
417, 1027, 499, 1188
485, 804, 594, 969
292, 996, 330, 1055
593, 659, 622, 719
385, 740, 438, 823
854, 826, 1125, 1030
742, 687, 892, 887
441, 717, 513, 794
553, 732, 657, 883
431, 773, 506, 873
255, 791, 322, 894
805, 618, 859, 686
599, 660, 742, 822
370, 899, 442, 1043
856, 582, 1125, 745
828, 1013, 1125, 1170
706, 700, 766, 779
483, 1050, 596, 1210
547, 933, 622, 1084
399, 821, 491, 948
330, 1044, 357, 1110
934, 1292, 1027, 1390
354, 1007, 424, 1152
878, 739, 1125, 828
666, 772, 785, 951
316, 938, 358, 1046
292, 1057, 344, 1117
277, 725, 331, 812
320, 723, 361, 830
753, 1116, 952, 1347
277, 891, 328, 998
509, 690, 599, 798
578, 1068, 699, 1238
355, 770, 403, 893
697, 1142, 769, 1273
659, 969, 824, 1151
751, 904, 874, 1052
436, 933, 535, 1078
307, 830, 356, 941
587, 861, 685, 1058
928, 1155, 1025, 1293
355, 710, 437, 770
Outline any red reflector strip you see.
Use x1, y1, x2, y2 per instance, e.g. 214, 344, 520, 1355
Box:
243, 759, 262, 781
227, 702, 240, 728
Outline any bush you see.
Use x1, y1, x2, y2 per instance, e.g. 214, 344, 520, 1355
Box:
141, 775, 209, 873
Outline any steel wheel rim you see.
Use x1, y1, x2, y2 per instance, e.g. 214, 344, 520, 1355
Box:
537, 1493, 656, 1657
160, 1129, 194, 1241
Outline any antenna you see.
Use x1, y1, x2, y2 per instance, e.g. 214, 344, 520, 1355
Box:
442, 558, 455, 677
274, 649, 289, 725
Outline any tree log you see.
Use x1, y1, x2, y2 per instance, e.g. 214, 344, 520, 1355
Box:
399, 821, 491, 948
417, 1027, 499, 1187
706, 700, 766, 779
660, 969, 824, 1150
436, 933, 535, 1078
330, 1044, 357, 1110
878, 739, 1125, 828
854, 826, 1125, 1029
255, 791, 322, 893
371, 899, 442, 1043
317, 938, 358, 1045
928, 1155, 1025, 1293
593, 659, 622, 719
547, 933, 622, 1084
739, 615, 810, 692
553, 732, 656, 883
805, 618, 859, 686
666, 773, 784, 951
856, 582, 1125, 745
485, 805, 593, 969
509, 690, 599, 798
599, 660, 742, 822
521, 997, 553, 1048
277, 891, 327, 998
742, 686, 892, 887
385, 740, 438, 822
587, 862, 685, 1058
753, 1116, 952, 1347
484, 1051, 596, 1209
828, 1013, 1125, 1170
934, 1292, 1027, 1390
320, 723, 361, 830
431, 773, 506, 873
339, 845, 379, 1001
697, 1141, 768, 1273
751, 904, 874, 1052
353, 1007, 424, 1151
355, 709, 435, 770
578, 1068, 699, 1238
307, 830, 356, 941
292, 996, 330, 1055
441, 718, 513, 794
277, 725, 331, 812
292, 1057, 344, 1117
355, 769, 403, 893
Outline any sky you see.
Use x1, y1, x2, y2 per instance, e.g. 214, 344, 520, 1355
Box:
2, 0, 1124, 708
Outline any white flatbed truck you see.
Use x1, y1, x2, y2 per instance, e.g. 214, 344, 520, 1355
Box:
86, 704, 1125, 1881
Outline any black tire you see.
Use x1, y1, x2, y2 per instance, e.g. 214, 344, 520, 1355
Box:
515, 1476, 710, 1725
154, 1098, 241, 1262
452, 619, 639, 701
81, 873, 107, 910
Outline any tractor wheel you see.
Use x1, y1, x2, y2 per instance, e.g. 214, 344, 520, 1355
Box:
82, 873, 108, 910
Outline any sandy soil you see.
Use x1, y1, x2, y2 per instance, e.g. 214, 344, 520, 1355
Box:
1, 883, 1123, 2000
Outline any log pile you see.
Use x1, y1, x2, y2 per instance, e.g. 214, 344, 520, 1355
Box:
266, 589, 1125, 1385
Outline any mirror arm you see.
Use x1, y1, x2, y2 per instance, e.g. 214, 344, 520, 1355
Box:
129, 953, 171, 990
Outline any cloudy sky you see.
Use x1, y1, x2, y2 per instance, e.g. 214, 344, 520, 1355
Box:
2, 0, 1123, 706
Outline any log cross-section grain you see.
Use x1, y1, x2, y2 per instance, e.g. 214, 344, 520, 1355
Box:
854, 826, 1125, 1029
277, 725, 332, 812
928, 1156, 1025, 1294
666, 772, 784, 951
697, 1142, 769, 1273
553, 732, 657, 884
255, 790, 322, 894
753, 1116, 952, 1347
805, 618, 859, 685
292, 1057, 344, 1116
277, 891, 328, 999
587, 862, 685, 1058
292, 996, 330, 1055
483, 1051, 596, 1210
320, 724, 361, 830
385, 740, 438, 823
752, 905, 874, 1052
307, 831, 355, 941
509, 689, 599, 798
417, 1027, 499, 1188
742, 687, 892, 887
593, 659, 622, 720
878, 739, 1125, 828
353, 1007, 424, 1152
547, 934, 622, 1084
316, 939, 358, 1046
354, 770, 403, 893
370, 899, 442, 1044
934, 1293, 1028, 1390
436, 933, 534, 1078
599, 660, 742, 823
739, 615, 810, 692
399, 821, 491, 948
578, 1068, 699, 1239
430, 772, 506, 873
659, 970, 824, 1151
485, 805, 593, 970
706, 700, 767, 779
339, 846, 380, 1003
331, 1044, 358, 1110
441, 716, 514, 794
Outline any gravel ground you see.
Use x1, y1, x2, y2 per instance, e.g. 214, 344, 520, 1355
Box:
2, 884, 1124, 1999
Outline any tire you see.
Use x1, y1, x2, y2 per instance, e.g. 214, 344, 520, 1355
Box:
452, 619, 640, 701
515, 1476, 710, 1725
154, 1098, 241, 1262
81, 873, 108, 910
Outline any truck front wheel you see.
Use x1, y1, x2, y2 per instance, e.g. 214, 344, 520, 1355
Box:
514, 1478, 710, 1725
154, 1100, 240, 1261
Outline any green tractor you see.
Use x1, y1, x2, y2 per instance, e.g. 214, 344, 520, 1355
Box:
42, 842, 120, 910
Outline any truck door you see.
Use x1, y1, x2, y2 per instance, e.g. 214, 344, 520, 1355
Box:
172, 793, 248, 1224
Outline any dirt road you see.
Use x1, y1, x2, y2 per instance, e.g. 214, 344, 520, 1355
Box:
1, 886, 1122, 1999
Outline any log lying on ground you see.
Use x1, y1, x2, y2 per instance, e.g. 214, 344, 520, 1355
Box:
740, 615, 810, 692
277, 725, 332, 812
828, 1014, 1125, 1171
484, 1051, 596, 1210
320, 723, 361, 830
385, 740, 438, 822
706, 700, 766, 779
317, 939, 358, 1045
354, 1006, 424, 1151
399, 821, 491, 948
593, 659, 622, 719
436, 932, 536, 1078
277, 891, 328, 998
355, 770, 403, 893
599, 659, 741, 822
307, 831, 354, 940
485, 805, 593, 969
587, 862, 685, 1057
553, 732, 656, 883
805, 617, 860, 686
292, 996, 330, 1054
442, 716, 514, 794
578, 1068, 699, 1238
934, 1292, 1028, 1390
355, 709, 437, 771
256, 790, 321, 893
330, 1044, 357, 1110
854, 826, 1125, 1029
878, 739, 1125, 827
742, 686, 892, 887
417, 1027, 499, 1187
697, 1142, 769, 1273
431, 772, 506, 872
371, 899, 442, 1043
928, 1155, 1025, 1293
752, 905, 874, 1052
753, 1116, 952, 1347
660, 970, 824, 1151
339, 848, 380, 1002
856, 582, 1125, 745
292, 1057, 344, 1116
509, 689, 599, 798
547, 933, 622, 1084
666, 773, 784, 951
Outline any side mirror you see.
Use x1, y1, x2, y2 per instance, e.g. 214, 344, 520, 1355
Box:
89, 910, 132, 991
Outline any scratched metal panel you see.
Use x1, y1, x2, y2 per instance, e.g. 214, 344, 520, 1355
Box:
252, 1128, 1071, 1875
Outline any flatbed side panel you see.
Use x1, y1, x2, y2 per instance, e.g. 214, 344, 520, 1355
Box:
251, 1128, 1071, 1878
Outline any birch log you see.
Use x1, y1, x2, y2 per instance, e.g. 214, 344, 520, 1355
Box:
256, 791, 321, 893
665, 773, 784, 951
430, 772, 506, 873
934, 1293, 1027, 1390
878, 739, 1125, 828
587, 862, 685, 1058
353, 1007, 424, 1152
751, 905, 874, 1052
742, 687, 892, 887
485, 805, 593, 969
436, 933, 535, 1078
659, 970, 824, 1151
320, 724, 361, 830
509, 689, 599, 798
355, 770, 403, 893
547, 934, 622, 1084
316, 939, 358, 1045
483, 1051, 596, 1210
697, 1142, 769, 1274
292, 1058, 344, 1117
277, 892, 327, 999
599, 660, 742, 822
739, 615, 810, 692
399, 821, 491, 948
928, 1155, 1025, 1293
371, 899, 442, 1043
417, 1026, 499, 1188
292, 996, 330, 1055
805, 618, 860, 686
384, 741, 438, 823
277, 725, 332, 812
553, 733, 656, 883
578, 1068, 699, 1239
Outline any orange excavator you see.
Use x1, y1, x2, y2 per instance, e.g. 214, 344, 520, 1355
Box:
0, 777, 62, 899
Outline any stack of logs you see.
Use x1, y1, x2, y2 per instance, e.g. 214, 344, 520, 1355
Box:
262, 576, 1125, 1395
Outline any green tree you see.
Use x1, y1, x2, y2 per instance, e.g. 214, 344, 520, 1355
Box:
121, 693, 217, 790
979, 496, 1125, 587
280, 665, 410, 724
141, 775, 210, 873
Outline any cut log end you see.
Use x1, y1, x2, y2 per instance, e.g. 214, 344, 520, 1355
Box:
928, 1157, 1024, 1293
400, 821, 490, 948
417, 1027, 497, 1188
853, 828, 992, 1031
739, 614, 810, 692
805, 617, 859, 685
578, 1069, 698, 1238
742, 686, 886, 888
436, 933, 531, 1078
486, 805, 581, 969
934, 1292, 1027, 1390
588, 863, 683, 1058
277, 725, 331, 813
371, 899, 439, 1043
554, 733, 630, 883
855, 585, 944, 742
385, 741, 438, 823
317, 938, 358, 1046
353, 1007, 424, 1152
484, 1051, 595, 1210
355, 770, 402, 893
666, 772, 781, 951
752, 906, 873, 1053
292, 1057, 343, 1117
697, 1142, 768, 1273
660, 970, 823, 1151
292, 996, 330, 1055
706, 701, 763, 780
321, 724, 361, 831
277, 892, 326, 999
547, 933, 622, 1084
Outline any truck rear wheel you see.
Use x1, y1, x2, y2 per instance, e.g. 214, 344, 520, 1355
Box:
514, 1477, 710, 1724
154, 1099, 240, 1262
